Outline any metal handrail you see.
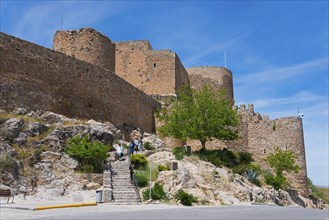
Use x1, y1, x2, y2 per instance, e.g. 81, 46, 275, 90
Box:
132, 172, 142, 203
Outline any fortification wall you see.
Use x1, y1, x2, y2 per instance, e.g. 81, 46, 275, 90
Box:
115, 41, 189, 95
184, 104, 307, 195
247, 116, 308, 195
53, 28, 115, 72
0, 32, 160, 133
187, 66, 234, 101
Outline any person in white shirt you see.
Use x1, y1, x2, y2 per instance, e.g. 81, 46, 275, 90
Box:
116, 143, 124, 160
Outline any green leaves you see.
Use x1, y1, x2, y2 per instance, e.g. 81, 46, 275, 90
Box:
157, 86, 239, 149
65, 135, 110, 173
265, 147, 300, 190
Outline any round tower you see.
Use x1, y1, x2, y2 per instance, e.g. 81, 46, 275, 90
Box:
186, 66, 234, 101
53, 27, 115, 72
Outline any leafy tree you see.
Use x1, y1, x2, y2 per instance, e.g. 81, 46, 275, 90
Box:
65, 135, 110, 173
157, 86, 239, 149
265, 147, 300, 190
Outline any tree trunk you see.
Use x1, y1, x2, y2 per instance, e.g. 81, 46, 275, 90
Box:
200, 140, 206, 150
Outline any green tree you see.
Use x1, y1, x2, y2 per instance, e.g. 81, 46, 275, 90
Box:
265, 147, 300, 190
156, 86, 239, 149
65, 135, 110, 173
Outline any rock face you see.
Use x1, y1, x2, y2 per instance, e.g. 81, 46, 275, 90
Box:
148, 151, 299, 206
0, 109, 119, 198
0, 108, 321, 208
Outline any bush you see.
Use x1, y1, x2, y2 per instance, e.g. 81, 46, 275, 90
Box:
135, 172, 149, 187
143, 183, 167, 201
194, 148, 253, 170
264, 171, 286, 190
175, 190, 198, 206
308, 178, 329, 203
237, 151, 253, 164
65, 135, 110, 173
172, 147, 185, 160
144, 142, 154, 150
81, 164, 94, 173
244, 168, 261, 186
0, 154, 16, 173
158, 164, 169, 172
130, 154, 148, 170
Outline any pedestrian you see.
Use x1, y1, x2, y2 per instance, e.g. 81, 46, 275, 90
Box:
116, 143, 124, 160
139, 139, 144, 154
129, 140, 135, 156
134, 138, 139, 154
129, 165, 134, 184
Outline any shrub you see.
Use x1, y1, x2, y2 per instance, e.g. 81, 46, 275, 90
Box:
143, 183, 167, 201
134, 173, 149, 187
264, 171, 286, 190
237, 151, 253, 164
144, 142, 154, 150
65, 135, 110, 173
308, 178, 329, 203
175, 190, 198, 206
157, 164, 169, 172
245, 168, 261, 186
0, 154, 16, 173
130, 154, 148, 170
81, 164, 94, 173
172, 147, 185, 160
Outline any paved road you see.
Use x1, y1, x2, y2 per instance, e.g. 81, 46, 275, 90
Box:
1, 204, 328, 220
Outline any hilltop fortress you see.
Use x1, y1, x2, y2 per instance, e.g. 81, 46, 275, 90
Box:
0, 28, 307, 195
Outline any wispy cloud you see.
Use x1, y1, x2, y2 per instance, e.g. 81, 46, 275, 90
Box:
184, 33, 249, 66
236, 58, 328, 84
9, 1, 127, 48
240, 91, 322, 109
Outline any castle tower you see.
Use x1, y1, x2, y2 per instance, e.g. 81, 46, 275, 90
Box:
247, 116, 308, 195
186, 66, 234, 101
53, 28, 115, 72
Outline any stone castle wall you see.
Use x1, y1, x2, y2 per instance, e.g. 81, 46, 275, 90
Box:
0, 32, 160, 133
187, 66, 234, 101
185, 104, 308, 195
53, 28, 115, 72
115, 40, 189, 95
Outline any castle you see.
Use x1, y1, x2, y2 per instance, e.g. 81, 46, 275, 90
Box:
0, 28, 307, 195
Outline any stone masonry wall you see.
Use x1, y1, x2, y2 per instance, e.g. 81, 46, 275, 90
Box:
187, 66, 234, 101
0, 32, 160, 133
247, 115, 308, 195
53, 28, 115, 72
115, 40, 189, 95
185, 104, 308, 196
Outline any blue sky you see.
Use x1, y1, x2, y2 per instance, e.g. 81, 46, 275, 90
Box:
1, 1, 328, 186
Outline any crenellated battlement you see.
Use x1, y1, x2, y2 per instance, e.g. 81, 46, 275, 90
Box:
0, 27, 308, 196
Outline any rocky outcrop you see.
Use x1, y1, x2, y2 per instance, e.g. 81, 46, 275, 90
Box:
0, 109, 120, 198
148, 151, 300, 206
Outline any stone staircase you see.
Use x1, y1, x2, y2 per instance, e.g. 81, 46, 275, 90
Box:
109, 160, 142, 205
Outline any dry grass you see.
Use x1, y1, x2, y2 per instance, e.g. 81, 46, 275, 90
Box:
26, 125, 56, 143
317, 187, 329, 202
0, 113, 45, 123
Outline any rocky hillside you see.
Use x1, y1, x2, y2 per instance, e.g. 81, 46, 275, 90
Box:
0, 108, 323, 208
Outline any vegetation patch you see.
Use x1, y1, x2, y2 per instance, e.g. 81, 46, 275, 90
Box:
143, 183, 167, 201
130, 154, 148, 170
193, 148, 253, 174
0, 154, 17, 174
265, 147, 299, 190
144, 142, 154, 150
175, 190, 198, 206
65, 135, 110, 173
308, 178, 329, 203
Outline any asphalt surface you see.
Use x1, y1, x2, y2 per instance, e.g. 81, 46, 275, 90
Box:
1, 203, 328, 220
